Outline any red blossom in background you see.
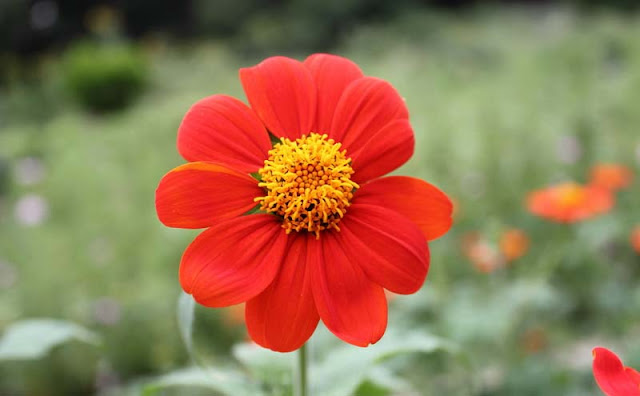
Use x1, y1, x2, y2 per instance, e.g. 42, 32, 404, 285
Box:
461, 228, 529, 273
631, 226, 640, 254
589, 163, 634, 192
499, 228, 529, 262
526, 181, 613, 223
155, 54, 453, 352
592, 347, 640, 396
461, 232, 503, 273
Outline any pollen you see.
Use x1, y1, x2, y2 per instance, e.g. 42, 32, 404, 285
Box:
556, 182, 585, 208
255, 133, 358, 238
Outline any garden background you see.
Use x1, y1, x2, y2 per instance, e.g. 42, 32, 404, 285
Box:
1, 0, 640, 395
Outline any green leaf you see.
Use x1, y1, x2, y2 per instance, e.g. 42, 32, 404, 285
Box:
364, 366, 411, 391
0, 318, 100, 360
310, 330, 456, 396
232, 342, 293, 384
443, 279, 563, 343
177, 292, 196, 358
354, 379, 391, 396
142, 366, 265, 396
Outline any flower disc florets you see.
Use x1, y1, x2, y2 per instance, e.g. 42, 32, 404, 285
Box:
556, 182, 585, 207
256, 133, 359, 238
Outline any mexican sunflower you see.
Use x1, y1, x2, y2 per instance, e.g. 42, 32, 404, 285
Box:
589, 163, 633, 192
499, 228, 529, 262
526, 181, 613, 223
592, 347, 640, 396
155, 54, 453, 352
461, 232, 503, 273
631, 226, 640, 254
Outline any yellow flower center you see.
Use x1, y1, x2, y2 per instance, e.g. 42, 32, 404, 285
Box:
255, 133, 358, 238
556, 182, 585, 208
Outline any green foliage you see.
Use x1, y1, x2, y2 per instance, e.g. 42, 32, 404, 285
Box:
160, 294, 456, 395
0, 156, 9, 196
62, 41, 147, 113
145, 311, 455, 396
143, 367, 262, 396
220, 0, 422, 54
0, 319, 99, 360
0, 0, 27, 56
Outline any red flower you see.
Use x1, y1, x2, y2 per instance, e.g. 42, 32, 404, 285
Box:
155, 54, 453, 352
590, 163, 633, 192
461, 232, 503, 273
631, 226, 640, 254
499, 228, 529, 262
526, 181, 613, 223
592, 347, 640, 396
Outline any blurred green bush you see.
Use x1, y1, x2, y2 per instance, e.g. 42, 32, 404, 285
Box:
0, 156, 9, 196
61, 41, 147, 113
193, 0, 422, 53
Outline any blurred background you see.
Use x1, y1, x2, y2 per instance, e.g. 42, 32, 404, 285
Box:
1, 0, 640, 395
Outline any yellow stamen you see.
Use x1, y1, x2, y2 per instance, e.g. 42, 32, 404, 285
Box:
556, 182, 585, 208
255, 133, 358, 238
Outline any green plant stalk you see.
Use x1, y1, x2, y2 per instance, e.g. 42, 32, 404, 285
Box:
295, 343, 308, 396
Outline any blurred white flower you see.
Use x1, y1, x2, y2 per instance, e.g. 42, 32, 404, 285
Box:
556, 134, 582, 164
13, 157, 46, 186
14, 194, 49, 226
92, 297, 121, 326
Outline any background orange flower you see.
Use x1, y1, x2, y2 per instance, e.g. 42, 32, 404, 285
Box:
526, 182, 614, 223
462, 232, 503, 273
631, 226, 640, 254
499, 228, 530, 262
589, 164, 633, 191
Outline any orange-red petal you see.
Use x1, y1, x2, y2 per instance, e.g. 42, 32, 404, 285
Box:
350, 118, 414, 183
499, 228, 530, 262
527, 182, 614, 223
592, 347, 640, 396
589, 163, 633, 192
176, 95, 271, 173
338, 203, 429, 294
239, 56, 316, 139
179, 214, 287, 307
155, 162, 262, 229
627, 368, 640, 386
303, 53, 363, 135
311, 231, 387, 347
246, 233, 319, 352
330, 77, 408, 155
354, 176, 453, 241
632, 226, 640, 254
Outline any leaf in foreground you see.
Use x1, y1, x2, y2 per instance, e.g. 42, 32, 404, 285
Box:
311, 330, 458, 396
0, 318, 100, 360
143, 366, 264, 396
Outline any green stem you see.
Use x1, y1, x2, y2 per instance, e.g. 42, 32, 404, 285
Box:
295, 343, 308, 396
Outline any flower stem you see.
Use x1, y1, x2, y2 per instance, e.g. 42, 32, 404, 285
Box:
295, 343, 308, 396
